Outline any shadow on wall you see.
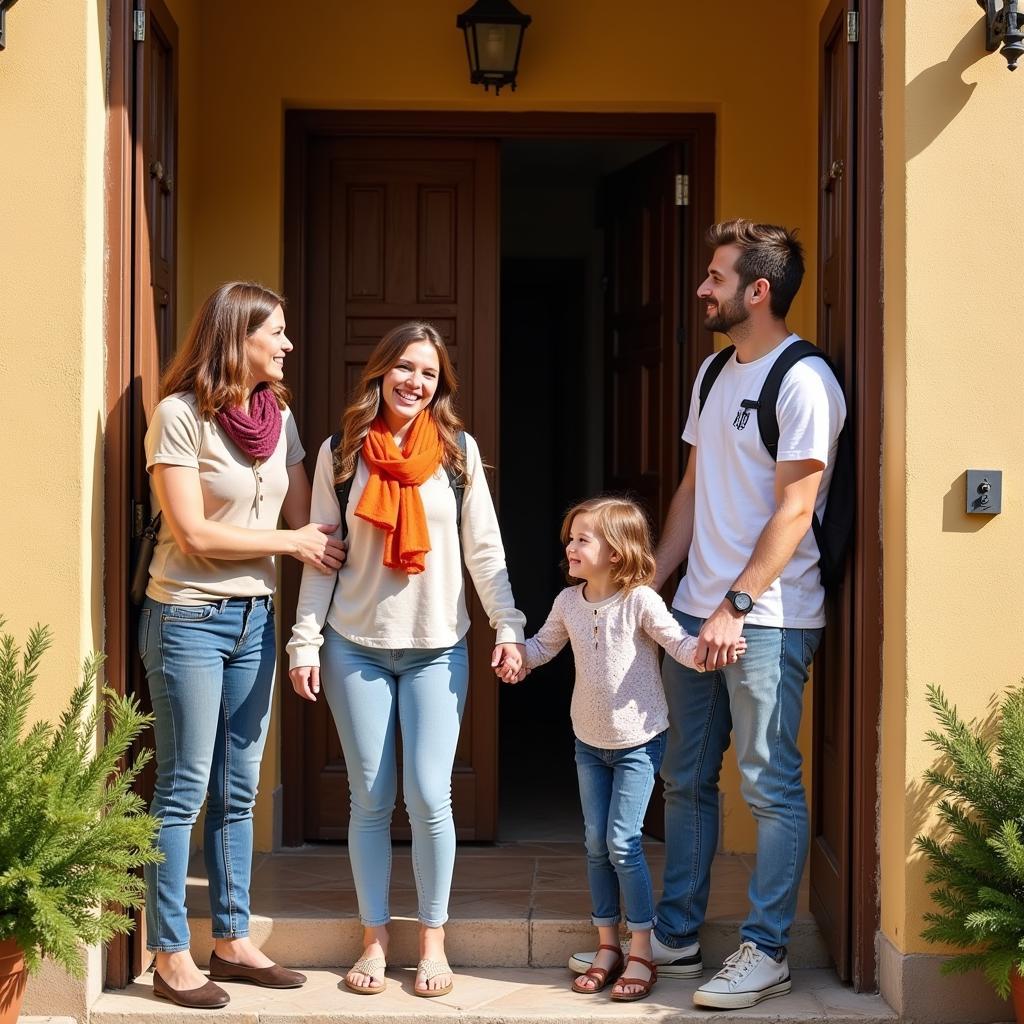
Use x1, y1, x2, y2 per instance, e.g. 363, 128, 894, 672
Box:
905, 18, 989, 162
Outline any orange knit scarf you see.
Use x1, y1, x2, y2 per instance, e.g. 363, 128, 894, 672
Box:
355, 413, 444, 575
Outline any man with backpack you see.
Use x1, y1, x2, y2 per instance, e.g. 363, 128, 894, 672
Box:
570, 219, 847, 1008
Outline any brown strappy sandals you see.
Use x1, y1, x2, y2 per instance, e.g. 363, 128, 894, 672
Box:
609, 953, 658, 1002
570, 943, 624, 994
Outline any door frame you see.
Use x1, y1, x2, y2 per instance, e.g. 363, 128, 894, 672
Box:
103, 0, 136, 990
849, 0, 884, 993
104, 0, 180, 988
280, 109, 716, 848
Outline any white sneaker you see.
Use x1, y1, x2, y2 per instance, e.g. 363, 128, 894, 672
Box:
692, 941, 791, 1009
568, 934, 702, 979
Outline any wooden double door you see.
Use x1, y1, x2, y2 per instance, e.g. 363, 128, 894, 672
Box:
280, 125, 707, 845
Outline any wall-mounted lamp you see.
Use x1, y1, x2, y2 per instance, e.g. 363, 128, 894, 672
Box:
978, 0, 1024, 70
0, 0, 21, 52
456, 0, 531, 94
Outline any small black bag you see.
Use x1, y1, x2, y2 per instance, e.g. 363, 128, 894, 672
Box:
129, 511, 162, 606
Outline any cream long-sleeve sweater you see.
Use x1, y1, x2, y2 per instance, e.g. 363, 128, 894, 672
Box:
287, 432, 525, 669
523, 584, 700, 749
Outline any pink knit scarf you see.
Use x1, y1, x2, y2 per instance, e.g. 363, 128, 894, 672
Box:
216, 385, 282, 461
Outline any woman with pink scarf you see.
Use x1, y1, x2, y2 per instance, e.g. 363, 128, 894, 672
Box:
137, 282, 345, 1010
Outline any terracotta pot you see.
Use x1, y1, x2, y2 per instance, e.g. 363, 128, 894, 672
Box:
0, 940, 27, 1024
1010, 968, 1024, 1024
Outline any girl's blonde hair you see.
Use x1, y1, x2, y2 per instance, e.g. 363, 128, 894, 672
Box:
560, 496, 656, 591
333, 321, 466, 486
160, 281, 289, 415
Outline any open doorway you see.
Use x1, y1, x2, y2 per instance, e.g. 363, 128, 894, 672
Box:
497, 138, 674, 841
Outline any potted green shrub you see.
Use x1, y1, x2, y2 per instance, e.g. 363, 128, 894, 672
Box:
915, 682, 1024, 1021
0, 618, 160, 1024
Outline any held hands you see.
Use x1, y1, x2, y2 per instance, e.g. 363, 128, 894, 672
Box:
289, 665, 321, 702
293, 522, 346, 574
493, 642, 528, 684
695, 602, 750, 672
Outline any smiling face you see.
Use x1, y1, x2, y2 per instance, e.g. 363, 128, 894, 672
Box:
565, 512, 619, 584
380, 340, 441, 432
244, 304, 292, 387
697, 244, 751, 335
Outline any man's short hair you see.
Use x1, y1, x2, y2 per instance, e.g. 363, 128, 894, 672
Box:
706, 219, 805, 319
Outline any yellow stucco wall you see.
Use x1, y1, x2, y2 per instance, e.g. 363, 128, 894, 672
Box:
881, 3, 1024, 957
0, 0, 107, 1015
166, 0, 826, 854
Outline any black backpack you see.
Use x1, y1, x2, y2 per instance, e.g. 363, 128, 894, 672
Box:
697, 340, 854, 591
329, 430, 468, 542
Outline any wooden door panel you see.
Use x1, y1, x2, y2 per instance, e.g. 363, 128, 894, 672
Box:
603, 144, 683, 524
293, 137, 499, 842
810, 0, 856, 981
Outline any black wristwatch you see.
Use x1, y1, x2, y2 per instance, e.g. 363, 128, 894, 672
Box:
725, 590, 754, 614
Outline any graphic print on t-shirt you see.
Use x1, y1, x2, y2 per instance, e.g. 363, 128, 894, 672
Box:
732, 399, 759, 431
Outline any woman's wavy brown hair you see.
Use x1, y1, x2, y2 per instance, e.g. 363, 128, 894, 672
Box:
334, 321, 466, 485
560, 496, 656, 592
160, 282, 289, 415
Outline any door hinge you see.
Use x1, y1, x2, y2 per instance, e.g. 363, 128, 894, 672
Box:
133, 10, 146, 42
132, 500, 146, 539
847, 11, 859, 43
675, 173, 690, 207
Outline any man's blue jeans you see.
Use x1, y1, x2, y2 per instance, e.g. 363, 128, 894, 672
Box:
321, 627, 469, 928
655, 610, 821, 959
575, 733, 666, 931
138, 596, 276, 952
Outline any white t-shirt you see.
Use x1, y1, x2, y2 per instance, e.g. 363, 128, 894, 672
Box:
672, 334, 847, 629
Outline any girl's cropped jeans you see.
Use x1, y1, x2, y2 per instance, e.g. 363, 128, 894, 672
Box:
321, 626, 469, 928
138, 595, 276, 952
575, 733, 666, 932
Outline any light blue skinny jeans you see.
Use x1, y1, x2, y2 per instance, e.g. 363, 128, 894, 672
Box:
655, 610, 822, 960
138, 595, 276, 952
321, 626, 469, 928
575, 732, 666, 931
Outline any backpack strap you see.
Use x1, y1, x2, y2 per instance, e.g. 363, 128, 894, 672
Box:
448, 431, 468, 542
756, 340, 839, 460
329, 431, 354, 541
697, 345, 736, 416
329, 429, 468, 543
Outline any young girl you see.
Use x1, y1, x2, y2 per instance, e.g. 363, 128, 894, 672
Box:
500, 496, 745, 1002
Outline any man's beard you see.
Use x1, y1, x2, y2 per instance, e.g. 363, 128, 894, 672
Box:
704, 290, 749, 334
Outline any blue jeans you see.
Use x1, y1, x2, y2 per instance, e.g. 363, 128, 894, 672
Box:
321, 627, 469, 928
575, 733, 666, 931
655, 610, 821, 959
138, 596, 276, 952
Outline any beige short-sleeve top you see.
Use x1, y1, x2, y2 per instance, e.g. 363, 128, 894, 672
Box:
144, 391, 306, 605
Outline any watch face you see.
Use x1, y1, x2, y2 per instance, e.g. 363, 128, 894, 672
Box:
733, 592, 753, 613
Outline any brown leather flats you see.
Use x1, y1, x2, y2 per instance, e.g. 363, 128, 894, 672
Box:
207, 950, 307, 989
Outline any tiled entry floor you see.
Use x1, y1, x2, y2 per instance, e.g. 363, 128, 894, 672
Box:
185, 840, 798, 923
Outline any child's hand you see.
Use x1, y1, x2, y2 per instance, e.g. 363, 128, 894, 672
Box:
498, 663, 529, 684
492, 643, 525, 683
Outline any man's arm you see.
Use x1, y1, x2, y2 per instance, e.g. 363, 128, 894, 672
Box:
653, 448, 698, 592
696, 458, 824, 670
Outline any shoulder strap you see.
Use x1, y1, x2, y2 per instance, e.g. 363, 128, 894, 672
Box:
697, 345, 735, 415
756, 340, 838, 460
332, 430, 468, 543
447, 431, 468, 540
329, 430, 355, 541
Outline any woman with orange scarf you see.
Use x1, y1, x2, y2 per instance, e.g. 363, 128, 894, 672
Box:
287, 322, 525, 999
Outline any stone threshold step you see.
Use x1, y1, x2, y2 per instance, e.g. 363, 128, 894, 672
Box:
92, 968, 896, 1024
184, 913, 831, 970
